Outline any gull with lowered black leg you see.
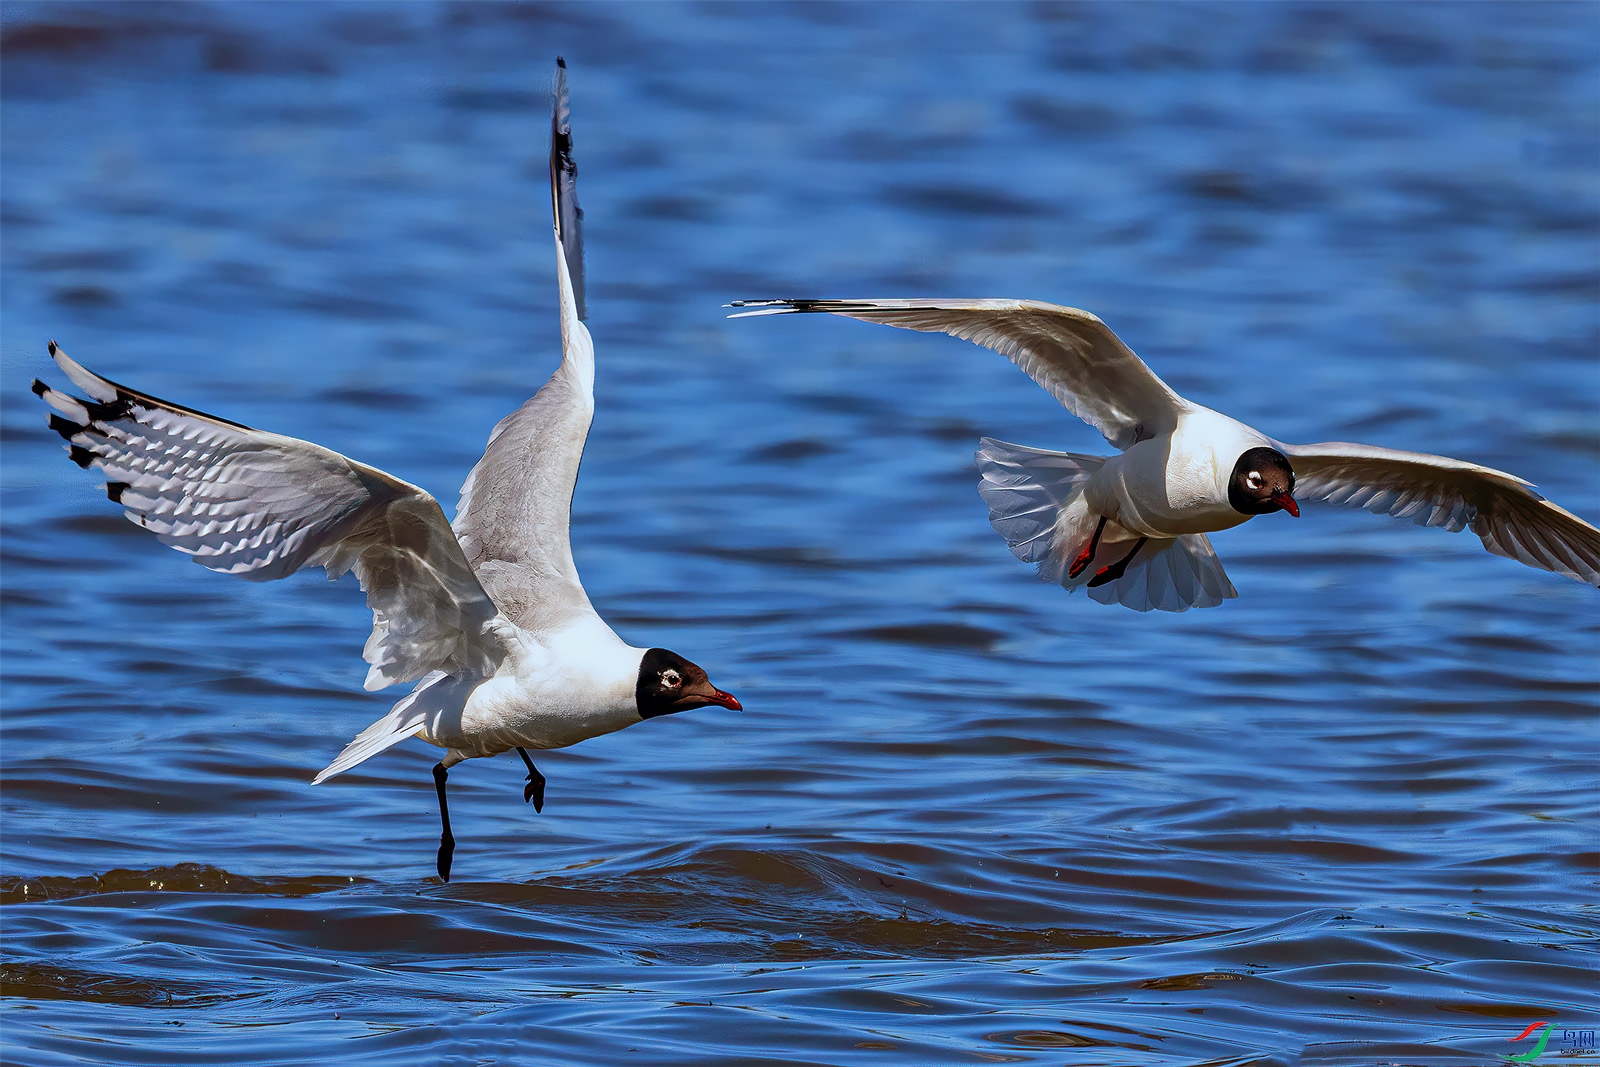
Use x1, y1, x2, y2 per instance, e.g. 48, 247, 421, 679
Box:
32, 60, 739, 881
731, 297, 1600, 611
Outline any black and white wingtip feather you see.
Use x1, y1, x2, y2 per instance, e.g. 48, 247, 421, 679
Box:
34, 339, 503, 688
726, 299, 883, 318
32, 340, 252, 491
551, 56, 585, 322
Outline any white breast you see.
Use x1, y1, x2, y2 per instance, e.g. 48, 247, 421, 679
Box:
425, 615, 645, 757
1086, 406, 1273, 537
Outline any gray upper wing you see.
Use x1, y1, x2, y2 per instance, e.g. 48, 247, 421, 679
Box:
452, 58, 600, 633
452, 364, 596, 631
729, 298, 1187, 451
1281, 439, 1600, 586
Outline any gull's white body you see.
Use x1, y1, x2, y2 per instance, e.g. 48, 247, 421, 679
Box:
32, 65, 654, 786
732, 297, 1600, 611
310, 207, 650, 782
416, 616, 643, 761
1085, 407, 1271, 539
35, 62, 737, 881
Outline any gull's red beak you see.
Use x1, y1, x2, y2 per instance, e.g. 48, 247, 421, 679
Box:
1273, 490, 1300, 518
675, 680, 743, 713
707, 689, 741, 711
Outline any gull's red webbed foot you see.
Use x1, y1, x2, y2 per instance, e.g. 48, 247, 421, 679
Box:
1088, 536, 1149, 588
1068, 516, 1109, 580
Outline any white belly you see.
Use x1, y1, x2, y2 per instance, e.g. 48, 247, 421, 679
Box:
418, 616, 644, 758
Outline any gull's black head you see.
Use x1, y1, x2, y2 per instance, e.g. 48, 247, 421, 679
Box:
1228, 446, 1299, 517
636, 648, 741, 719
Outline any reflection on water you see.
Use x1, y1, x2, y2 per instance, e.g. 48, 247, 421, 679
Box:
3, 2, 1597, 1064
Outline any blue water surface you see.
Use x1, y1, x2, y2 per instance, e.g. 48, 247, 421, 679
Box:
2, 3, 1597, 1064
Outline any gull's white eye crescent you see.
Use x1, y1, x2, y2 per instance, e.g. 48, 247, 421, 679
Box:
662, 669, 682, 687
1246, 471, 1263, 490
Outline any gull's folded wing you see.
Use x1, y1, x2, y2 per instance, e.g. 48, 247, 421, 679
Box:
729, 298, 1186, 451
452, 56, 598, 632
1280, 439, 1600, 586
34, 342, 502, 689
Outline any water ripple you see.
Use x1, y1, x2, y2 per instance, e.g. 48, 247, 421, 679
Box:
3, 2, 1597, 1064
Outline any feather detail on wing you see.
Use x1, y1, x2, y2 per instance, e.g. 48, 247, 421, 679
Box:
729, 298, 1185, 451
452, 367, 595, 631
1084, 534, 1237, 613
1281, 440, 1600, 586
34, 342, 504, 690
451, 54, 599, 633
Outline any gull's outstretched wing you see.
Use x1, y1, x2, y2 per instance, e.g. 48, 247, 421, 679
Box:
452, 57, 598, 632
1280, 440, 1600, 586
729, 298, 1186, 451
34, 342, 503, 690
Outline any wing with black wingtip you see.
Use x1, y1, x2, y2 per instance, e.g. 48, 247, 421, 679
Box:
33, 342, 503, 690
451, 59, 601, 632
550, 56, 584, 322
728, 298, 1186, 451
1280, 439, 1600, 586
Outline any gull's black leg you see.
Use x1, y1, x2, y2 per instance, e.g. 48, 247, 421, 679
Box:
433, 761, 455, 883
1068, 516, 1109, 580
517, 747, 546, 813
1088, 536, 1149, 588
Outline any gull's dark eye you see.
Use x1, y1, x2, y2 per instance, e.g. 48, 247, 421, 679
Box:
662, 669, 682, 688
1246, 471, 1263, 491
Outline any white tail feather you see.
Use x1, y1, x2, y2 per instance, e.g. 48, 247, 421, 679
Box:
312, 671, 470, 783
976, 437, 1104, 567
975, 437, 1237, 612
1085, 531, 1237, 612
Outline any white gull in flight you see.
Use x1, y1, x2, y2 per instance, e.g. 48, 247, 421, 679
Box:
730, 298, 1600, 612
34, 60, 739, 881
